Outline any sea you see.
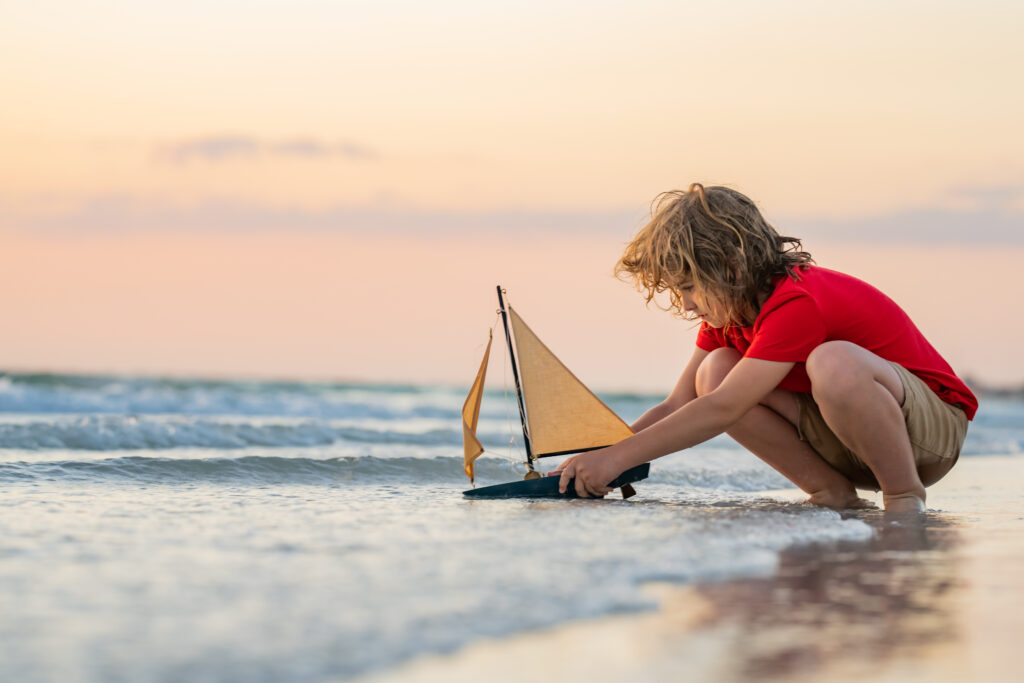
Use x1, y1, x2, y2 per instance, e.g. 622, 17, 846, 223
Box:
1, 371, 1020, 682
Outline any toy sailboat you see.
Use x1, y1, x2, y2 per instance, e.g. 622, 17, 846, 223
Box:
461, 286, 650, 499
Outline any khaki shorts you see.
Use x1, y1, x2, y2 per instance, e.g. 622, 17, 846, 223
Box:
796, 363, 969, 491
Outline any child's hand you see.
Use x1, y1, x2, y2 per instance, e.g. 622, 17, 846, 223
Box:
546, 456, 576, 477
555, 450, 618, 498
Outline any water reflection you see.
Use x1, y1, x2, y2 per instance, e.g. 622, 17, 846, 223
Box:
692, 511, 963, 680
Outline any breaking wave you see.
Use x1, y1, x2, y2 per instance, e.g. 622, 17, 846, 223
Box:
0, 455, 493, 484
0, 410, 1017, 461
0, 372, 465, 420
0, 416, 469, 451
0, 372, 659, 422
0, 453, 796, 491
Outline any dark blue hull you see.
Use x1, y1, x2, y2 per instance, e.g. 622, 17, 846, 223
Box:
463, 463, 650, 499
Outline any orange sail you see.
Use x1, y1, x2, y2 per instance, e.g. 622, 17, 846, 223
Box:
461, 331, 492, 482
508, 307, 633, 456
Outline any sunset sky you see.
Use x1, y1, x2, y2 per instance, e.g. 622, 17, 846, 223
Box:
2, 1, 1022, 391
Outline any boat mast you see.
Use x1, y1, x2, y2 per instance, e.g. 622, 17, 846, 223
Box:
496, 285, 537, 475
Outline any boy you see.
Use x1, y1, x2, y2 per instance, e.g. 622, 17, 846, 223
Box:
555, 184, 976, 512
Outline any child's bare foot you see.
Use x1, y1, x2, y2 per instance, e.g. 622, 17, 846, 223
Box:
807, 488, 876, 510
882, 491, 926, 512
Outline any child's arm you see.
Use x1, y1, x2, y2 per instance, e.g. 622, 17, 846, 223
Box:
560, 356, 795, 497
629, 347, 709, 433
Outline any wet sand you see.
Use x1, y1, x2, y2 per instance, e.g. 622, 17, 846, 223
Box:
361, 455, 1024, 683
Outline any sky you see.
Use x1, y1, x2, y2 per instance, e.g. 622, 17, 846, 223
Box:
2, 1, 1023, 392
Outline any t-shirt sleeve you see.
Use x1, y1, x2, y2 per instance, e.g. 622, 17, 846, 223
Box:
745, 293, 827, 362
695, 321, 725, 352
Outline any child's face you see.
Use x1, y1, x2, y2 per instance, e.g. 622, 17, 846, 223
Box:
678, 281, 727, 327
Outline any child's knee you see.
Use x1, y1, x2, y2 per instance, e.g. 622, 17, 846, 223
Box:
806, 341, 863, 390
808, 341, 904, 408
695, 347, 742, 396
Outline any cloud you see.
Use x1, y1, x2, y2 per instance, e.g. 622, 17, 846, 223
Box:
758, 182, 1014, 244
0, 194, 644, 235
949, 184, 1024, 211
158, 135, 375, 163
783, 204, 1024, 246
3, 188, 1022, 244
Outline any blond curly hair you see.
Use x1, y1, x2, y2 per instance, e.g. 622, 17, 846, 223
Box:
616, 183, 812, 327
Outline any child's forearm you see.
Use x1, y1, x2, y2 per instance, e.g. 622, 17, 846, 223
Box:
629, 349, 704, 434
629, 402, 675, 433
630, 393, 698, 433
613, 393, 739, 471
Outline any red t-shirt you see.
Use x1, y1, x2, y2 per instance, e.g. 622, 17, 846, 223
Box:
695, 265, 978, 420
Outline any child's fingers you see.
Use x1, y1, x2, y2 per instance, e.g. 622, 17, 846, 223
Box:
558, 464, 574, 494
575, 475, 590, 498
550, 456, 575, 478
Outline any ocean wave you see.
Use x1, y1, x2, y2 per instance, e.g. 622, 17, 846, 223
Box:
0, 454, 522, 485
0, 416, 475, 451
2, 409, 1018, 466
652, 464, 792, 491
961, 434, 1024, 456
0, 373, 466, 420
0, 372, 659, 423
0, 452, 796, 492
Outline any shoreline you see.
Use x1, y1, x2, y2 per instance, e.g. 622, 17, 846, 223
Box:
359, 454, 1024, 683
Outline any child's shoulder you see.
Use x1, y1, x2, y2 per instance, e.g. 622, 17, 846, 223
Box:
761, 264, 900, 325
772, 265, 877, 297
759, 265, 883, 317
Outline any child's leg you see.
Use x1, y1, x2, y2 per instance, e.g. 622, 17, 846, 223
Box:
695, 348, 862, 508
805, 341, 926, 512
